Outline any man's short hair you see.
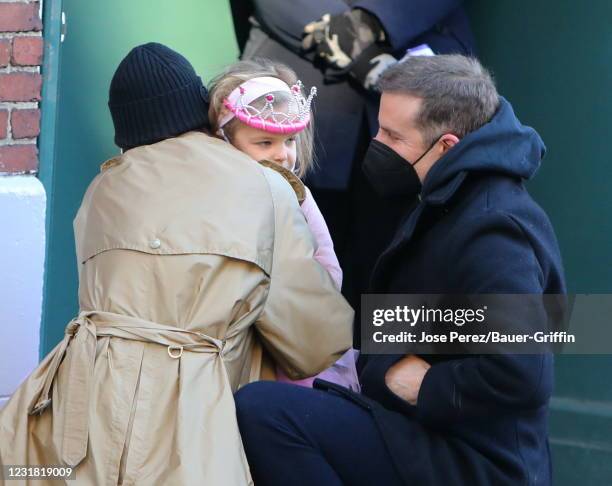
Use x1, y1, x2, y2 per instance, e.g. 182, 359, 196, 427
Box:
378, 55, 500, 145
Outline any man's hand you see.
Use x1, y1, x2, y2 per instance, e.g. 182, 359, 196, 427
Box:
302, 14, 351, 69
301, 9, 395, 91
385, 355, 431, 406
302, 9, 384, 69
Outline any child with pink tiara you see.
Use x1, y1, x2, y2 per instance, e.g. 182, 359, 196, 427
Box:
208, 59, 360, 391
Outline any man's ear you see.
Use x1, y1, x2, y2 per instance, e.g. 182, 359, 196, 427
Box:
440, 134, 460, 152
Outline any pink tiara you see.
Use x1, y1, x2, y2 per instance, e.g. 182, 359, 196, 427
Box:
219, 76, 317, 135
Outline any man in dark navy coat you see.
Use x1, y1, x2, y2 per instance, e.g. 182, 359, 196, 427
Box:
239, 0, 476, 311
235, 55, 566, 485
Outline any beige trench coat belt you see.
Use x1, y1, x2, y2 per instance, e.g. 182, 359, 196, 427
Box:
26, 310, 230, 468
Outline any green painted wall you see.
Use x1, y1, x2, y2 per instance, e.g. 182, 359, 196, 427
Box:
468, 1, 612, 482
41, 0, 239, 353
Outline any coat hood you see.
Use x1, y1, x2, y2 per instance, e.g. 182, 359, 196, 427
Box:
421, 97, 546, 204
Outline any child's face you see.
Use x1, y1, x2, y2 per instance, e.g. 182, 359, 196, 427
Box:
230, 123, 298, 172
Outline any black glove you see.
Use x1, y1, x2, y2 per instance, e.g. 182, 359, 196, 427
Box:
302, 9, 397, 90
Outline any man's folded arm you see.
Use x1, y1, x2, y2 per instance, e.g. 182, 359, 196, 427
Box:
415, 212, 553, 425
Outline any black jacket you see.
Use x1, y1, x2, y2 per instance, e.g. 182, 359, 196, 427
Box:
324, 97, 566, 485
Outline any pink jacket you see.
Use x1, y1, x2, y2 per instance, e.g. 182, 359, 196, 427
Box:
276, 186, 360, 392
299, 186, 343, 290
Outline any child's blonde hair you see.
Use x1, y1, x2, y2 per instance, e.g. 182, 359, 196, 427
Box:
208, 58, 315, 178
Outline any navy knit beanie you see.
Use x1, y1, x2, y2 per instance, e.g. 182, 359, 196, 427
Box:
108, 42, 210, 150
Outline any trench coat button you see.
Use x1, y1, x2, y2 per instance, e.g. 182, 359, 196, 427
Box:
149, 238, 161, 249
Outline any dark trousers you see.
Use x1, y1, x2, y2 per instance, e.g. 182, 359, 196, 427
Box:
235, 381, 404, 486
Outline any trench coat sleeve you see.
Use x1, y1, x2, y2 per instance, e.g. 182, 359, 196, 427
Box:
352, 0, 464, 50
255, 169, 354, 380
414, 213, 554, 425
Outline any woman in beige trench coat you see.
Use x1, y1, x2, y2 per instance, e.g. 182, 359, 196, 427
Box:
0, 43, 353, 486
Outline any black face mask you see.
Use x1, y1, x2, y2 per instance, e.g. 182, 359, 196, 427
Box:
362, 138, 438, 199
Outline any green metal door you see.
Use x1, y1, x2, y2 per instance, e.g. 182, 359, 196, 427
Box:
468, 1, 612, 483
41, 1, 239, 353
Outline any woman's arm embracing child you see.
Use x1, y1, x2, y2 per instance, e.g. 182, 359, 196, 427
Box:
208, 58, 360, 391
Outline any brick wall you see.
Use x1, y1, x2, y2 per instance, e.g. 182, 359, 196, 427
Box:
0, 1, 45, 408
0, 1, 43, 174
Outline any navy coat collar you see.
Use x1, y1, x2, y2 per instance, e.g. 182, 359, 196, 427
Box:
372, 97, 547, 284
420, 96, 545, 206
